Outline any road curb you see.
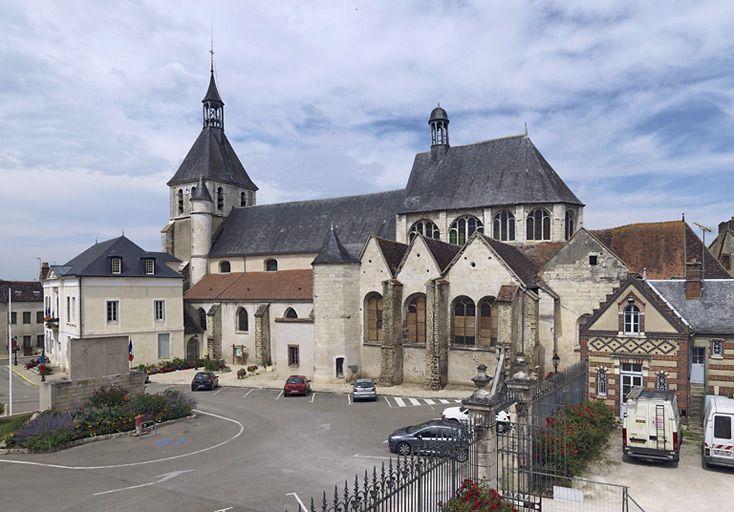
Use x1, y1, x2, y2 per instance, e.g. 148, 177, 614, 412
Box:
10, 368, 38, 387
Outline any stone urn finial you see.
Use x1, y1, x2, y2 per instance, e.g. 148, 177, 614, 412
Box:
471, 363, 493, 399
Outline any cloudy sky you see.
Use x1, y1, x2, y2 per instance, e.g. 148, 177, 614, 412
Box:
1, 1, 733, 280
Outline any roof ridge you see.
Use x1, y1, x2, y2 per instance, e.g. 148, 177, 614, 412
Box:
414, 133, 528, 156
235, 189, 405, 212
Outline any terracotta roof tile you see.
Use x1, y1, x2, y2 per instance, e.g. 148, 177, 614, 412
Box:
184, 270, 312, 302
517, 242, 564, 269
591, 221, 730, 280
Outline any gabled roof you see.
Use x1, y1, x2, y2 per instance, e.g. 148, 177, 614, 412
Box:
167, 126, 258, 190
518, 241, 564, 269
591, 221, 730, 280
313, 227, 357, 265
49, 236, 183, 279
478, 234, 540, 287
648, 280, 734, 335
209, 190, 405, 259
583, 275, 688, 334
374, 237, 409, 276
0, 280, 43, 303
184, 270, 313, 302
401, 135, 582, 215
422, 237, 462, 272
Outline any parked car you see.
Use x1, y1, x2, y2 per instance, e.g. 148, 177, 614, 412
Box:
191, 371, 219, 391
352, 378, 377, 401
703, 395, 734, 468
388, 420, 468, 459
442, 405, 511, 432
622, 387, 681, 463
284, 375, 311, 396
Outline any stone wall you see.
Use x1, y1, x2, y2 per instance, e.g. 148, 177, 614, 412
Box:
254, 303, 271, 365
39, 370, 146, 411
68, 336, 129, 381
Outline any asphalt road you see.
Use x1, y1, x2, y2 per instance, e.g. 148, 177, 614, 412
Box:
0, 382, 444, 511
0, 362, 37, 414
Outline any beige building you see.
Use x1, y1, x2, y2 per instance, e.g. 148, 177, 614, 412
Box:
43, 236, 186, 371
1, 281, 44, 358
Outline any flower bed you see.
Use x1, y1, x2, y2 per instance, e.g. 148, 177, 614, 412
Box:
539, 400, 616, 476
138, 357, 228, 375
444, 479, 517, 512
3, 385, 196, 452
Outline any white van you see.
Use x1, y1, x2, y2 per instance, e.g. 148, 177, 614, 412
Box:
622, 387, 681, 463
703, 395, 734, 468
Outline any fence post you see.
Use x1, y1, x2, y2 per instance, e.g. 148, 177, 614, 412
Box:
464, 364, 499, 490
505, 354, 537, 427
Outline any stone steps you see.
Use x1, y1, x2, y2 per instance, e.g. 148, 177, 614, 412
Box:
687, 384, 706, 431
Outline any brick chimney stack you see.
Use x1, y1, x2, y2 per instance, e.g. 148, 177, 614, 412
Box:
39, 261, 50, 281
685, 257, 702, 299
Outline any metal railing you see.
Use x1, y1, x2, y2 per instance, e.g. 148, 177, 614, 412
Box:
531, 361, 587, 428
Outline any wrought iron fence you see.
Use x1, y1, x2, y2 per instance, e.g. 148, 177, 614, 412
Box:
288, 427, 483, 512
531, 361, 587, 428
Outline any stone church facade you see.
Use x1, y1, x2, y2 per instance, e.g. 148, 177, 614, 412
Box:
162, 68, 731, 390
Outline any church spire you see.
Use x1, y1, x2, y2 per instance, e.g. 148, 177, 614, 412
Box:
202, 43, 224, 129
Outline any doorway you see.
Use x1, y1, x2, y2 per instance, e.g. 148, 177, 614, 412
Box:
335, 357, 344, 379
691, 347, 705, 384
620, 362, 643, 417
186, 337, 200, 361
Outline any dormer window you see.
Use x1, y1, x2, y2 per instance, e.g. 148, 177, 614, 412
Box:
145, 259, 155, 275
111, 257, 122, 274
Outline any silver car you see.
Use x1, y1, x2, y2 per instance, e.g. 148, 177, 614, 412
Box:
352, 378, 377, 401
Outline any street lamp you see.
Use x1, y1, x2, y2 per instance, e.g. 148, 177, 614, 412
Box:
552, 353, 560, 374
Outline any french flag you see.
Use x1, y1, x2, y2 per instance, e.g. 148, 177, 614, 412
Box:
128, 339, 134, 362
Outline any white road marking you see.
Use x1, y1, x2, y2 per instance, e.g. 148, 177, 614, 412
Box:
347, 394, 352, 406
275, 390, 284, 400
394, 397, 407, 407
0, 409, 244, 470
354, 453, 392, 461
287, 492, 308, 511
92, 469, 194, 496
242, 389, 255, 399
424, 398, 436, 405
212, 387, 224, 395
454, 399, 462, 403
213, 507, 234, 512
438, 399, 450, 404
382, 440, 388, 444
408, 398, 421, 407
310, 392, 317, 403
384, 396, 392, 408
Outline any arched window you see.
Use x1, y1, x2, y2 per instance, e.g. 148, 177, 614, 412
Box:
564, 210, 576, 240
477, 297, 497, 347
219, 260, 231, 273
364, 293, 384, 342
526, 208, 551, 241
217, 187, 224, 211
452, 296, 476, 346
198, 308, 207, 331
492, 211, 515, 241
597, 369, 608, 396
409, 219, 440, 242
177, 189, 184, 214
240, 191, 247, 207
265, 259, 278, 272
405, 294, 426, 345
284, 307, 298, 319
656, 372, 668, 391
449, 215, 483, 245
623, 304, 640, 334
237, 307, 248, 331
190, 186, 196, 211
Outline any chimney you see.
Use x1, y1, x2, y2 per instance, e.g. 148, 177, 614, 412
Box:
685, 257, 702, 300
39, 261, 50, 281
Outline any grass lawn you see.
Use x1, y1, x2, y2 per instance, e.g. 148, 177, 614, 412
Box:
0, 413, 31, 441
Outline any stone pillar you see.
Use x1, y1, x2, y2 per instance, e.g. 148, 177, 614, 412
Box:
505, 354, 537, 426
379, 279, 403, 386
206, 304, 222, 360
254, 303, 271, 366
425, 278, 449, 390
464, 364, 499, 489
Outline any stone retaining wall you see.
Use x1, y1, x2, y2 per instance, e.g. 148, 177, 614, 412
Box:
39, 370, 147, 411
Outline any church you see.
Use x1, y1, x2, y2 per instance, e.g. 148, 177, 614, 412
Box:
168, 66, 587, 388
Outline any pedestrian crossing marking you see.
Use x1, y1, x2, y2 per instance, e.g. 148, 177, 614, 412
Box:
408, 398, 421, 406
394, 397, 407, 407
424, 399, 435, 405
438, 399, 450, 404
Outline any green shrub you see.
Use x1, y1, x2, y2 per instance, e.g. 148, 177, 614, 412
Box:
130, 393, 168, 422
75, 404, 135, 437
87, 385, 129, 408
14, 411, 76, 451
444, 479, 516, 511
246, 365, 258, 372
160, 389, 195, 421
0, 413, 32, 441
204, 358, 225, 372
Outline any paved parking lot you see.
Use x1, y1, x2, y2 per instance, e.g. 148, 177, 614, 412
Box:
0, 382, 441, 512
584, 429, 734, 511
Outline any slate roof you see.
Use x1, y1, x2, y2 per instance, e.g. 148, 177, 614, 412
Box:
210, 190, 405, 259
422, 237, 462, 272
400, 135, 582, 214
0, 280, 43, 303
190, 176, 212, 202
591, 221, 730, 280
49, 236, 183, 279
185, 270, 313, 302
374, 237, 409, 276
313, 227, 357, 265
496, 284, 519, 302
167, 126, 258, 190
648, 280, 734, 335
479, 234, 540, 287
141, 251, 181, 263
203, 72, 223, 105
